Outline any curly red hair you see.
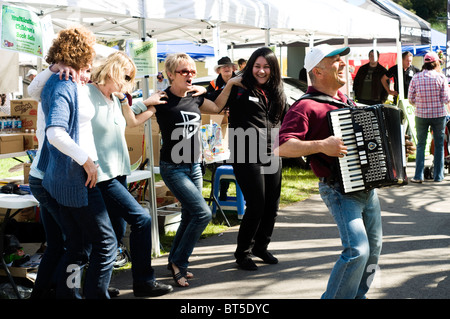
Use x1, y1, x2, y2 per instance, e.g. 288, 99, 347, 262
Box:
45, 26, 96, 70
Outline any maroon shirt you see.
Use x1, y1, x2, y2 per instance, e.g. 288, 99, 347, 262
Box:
278, 87, 354, 178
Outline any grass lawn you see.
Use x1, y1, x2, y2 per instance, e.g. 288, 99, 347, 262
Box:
0, 156, 29, 180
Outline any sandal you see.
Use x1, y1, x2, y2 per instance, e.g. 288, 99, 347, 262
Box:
167, 262, 194, 279
170, 264, 189, 287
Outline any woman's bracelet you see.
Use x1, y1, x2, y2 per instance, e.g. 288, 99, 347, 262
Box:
119, 94, 128, 103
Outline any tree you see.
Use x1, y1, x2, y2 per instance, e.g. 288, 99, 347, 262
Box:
394, 0, 446, 21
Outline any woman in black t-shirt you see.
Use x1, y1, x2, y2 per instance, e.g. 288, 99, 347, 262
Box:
153, 53, 222, 287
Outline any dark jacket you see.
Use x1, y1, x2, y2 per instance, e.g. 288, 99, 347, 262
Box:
227, 86, 288, 163
206, 73, 236, 101
353, 62, 388, 103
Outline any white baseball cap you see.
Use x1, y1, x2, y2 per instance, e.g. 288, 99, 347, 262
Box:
304, 44, 350, 72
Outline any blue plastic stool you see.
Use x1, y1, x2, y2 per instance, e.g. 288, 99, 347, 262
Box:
212, 165, 245, 219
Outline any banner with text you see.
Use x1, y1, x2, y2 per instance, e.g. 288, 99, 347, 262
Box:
128, 39, 158, 78
0, 4, 53, 58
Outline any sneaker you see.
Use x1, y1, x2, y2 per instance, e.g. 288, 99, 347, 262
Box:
236, 257, 258, 270
133, 281, 173, 297
410, 178, 423, 184
114, 244, 129, 268
252, 250, 279, 264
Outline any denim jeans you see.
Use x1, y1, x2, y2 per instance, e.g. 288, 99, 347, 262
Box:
160, 161, 212, 271
57, 186, 117, 299
415, 116, 446, 182
97, 176, 154, 283
232, 161, 282, 259
28, 175, 65, 298
319, 182, 382, 299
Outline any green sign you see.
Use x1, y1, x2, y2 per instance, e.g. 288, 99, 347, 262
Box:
128, 40, 157, 78
398, 99, 432, 155
1, 4, 44, 57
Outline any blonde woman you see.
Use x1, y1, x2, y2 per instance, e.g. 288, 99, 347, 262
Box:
154, 53, 223, 287
82, 51, 176, 297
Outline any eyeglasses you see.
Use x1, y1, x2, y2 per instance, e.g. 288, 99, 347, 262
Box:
125, 75, 132, 82
175, 69, 196, 76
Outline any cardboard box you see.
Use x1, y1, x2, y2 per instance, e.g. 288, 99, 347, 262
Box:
0, 265, 38, 284
22, 133, 38, 150
150, 181, 179, 208
124, 118, 159, 135
156, 191, 178, 208
152, 134, 161, 166
150, 117, 160, 134
23, 162, 31, 184
0, 206, 35, 223
125, 132, 161, 168
201, 113, 228, 126
154, 181, 169, 197
10, 99, 38, 116
20, 115, 37, 131
125, 131, 145, 168
0, 134, 24, 154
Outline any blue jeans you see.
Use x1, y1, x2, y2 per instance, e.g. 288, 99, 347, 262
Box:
57, 186, 117, 299
319, 182, 382, 299
97, 176, 154, 283
160, 161, 212, 271
415, 116, 446, 182
29, 175, 65, 298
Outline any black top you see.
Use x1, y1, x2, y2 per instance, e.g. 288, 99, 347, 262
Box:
226, 86, 287, 164
384, 64, 420, 96
154, 88, 204, 164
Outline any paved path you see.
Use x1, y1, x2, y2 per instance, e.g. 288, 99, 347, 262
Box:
110, 162, 450, 300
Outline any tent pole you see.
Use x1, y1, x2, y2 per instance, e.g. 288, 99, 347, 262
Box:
213, 23, 221, 58
344, 36, 350, 96
373, 38, 378, 61
396, 37, 405, 102
264, 1, 270, 47
138, 11, 160, 257
306, 34, 315, 86
230, 43, 234, 62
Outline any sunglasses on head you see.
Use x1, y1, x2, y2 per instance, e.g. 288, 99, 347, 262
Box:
125, 75, 132, 82
175, 69, 196, 76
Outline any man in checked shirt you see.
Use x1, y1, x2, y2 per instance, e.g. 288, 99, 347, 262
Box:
408, 51, 450, 183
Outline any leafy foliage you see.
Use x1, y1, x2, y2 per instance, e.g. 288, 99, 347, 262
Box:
394, 0, 447, 21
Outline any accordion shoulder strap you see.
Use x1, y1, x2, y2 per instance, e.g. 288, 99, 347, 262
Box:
298, 92, 355, 108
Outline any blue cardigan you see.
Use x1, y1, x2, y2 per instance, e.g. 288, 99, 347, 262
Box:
37, 74, 88, 208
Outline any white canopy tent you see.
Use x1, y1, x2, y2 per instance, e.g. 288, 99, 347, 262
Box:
5, 0, 399, 50
5, 0, 401, 92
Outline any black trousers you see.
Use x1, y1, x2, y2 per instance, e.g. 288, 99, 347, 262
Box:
232, 159, 282, 260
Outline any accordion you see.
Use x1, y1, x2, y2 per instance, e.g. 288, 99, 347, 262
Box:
327, 104, 408, 194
